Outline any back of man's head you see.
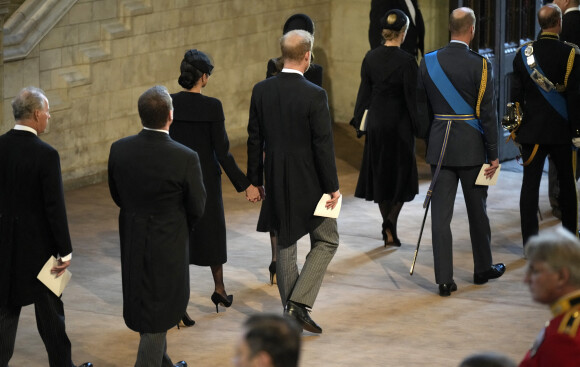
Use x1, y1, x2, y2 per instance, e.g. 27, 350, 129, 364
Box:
12, 86, 46, 121
459, 352, 516, 367
538, 4, 562, 30
243, 314, 301, 367
137, 85, 173, 129
526, 228, 580, 288
449, 7, 475, 37
280, 29, 313, 65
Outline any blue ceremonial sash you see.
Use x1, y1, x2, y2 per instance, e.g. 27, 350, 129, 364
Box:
521, 46, 568, 121
425, 51, 484, 133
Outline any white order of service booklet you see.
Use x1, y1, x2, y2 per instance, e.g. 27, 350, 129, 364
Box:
313, 194, 342, 219
475, 164, 501, 186
37, 256, 72, 297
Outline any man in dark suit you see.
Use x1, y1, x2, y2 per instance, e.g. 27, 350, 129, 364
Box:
368, 0, 425, 58
0, 87, 91, 367
548, 0, 580, 218
511, 4, 580, 246
247, 30, 341, 334
418, 7, 505, 297
108, 85, 206, 366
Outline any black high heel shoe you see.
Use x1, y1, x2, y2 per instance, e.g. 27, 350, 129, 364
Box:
269, 261, 276, 285
177, 311, 195, 329
211, 292, 233, 313
382, 220, 401, 247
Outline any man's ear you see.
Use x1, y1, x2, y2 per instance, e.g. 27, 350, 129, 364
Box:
252, 351, 274, 367
557, 267, 571, 287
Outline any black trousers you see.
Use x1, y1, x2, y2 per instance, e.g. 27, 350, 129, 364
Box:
520, 144, 578, 245
430, 165, 493, 284
0, 287, 73, 367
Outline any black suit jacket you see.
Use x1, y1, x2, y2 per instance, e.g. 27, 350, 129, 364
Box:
108, 129, 206, 333
368, 0, 425, 57
419, 42, 498, 166
562, 10, 580, 47
511, 33, 580, 144
247, 72, 339, 247
0, 129, 72, 307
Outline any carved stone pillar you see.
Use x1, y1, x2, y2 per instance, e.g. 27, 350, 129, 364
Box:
0, 1, 10, 127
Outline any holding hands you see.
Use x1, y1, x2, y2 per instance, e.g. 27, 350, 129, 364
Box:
246, 184, 264, 203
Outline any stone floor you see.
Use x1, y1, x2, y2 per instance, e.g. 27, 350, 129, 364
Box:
9, 124, 569, 366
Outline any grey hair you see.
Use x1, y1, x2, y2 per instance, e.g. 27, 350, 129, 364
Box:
525, 228, 580, 287
12, 86, 47, 121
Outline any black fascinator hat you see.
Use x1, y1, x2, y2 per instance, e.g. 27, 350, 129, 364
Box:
380, 9, 408, 31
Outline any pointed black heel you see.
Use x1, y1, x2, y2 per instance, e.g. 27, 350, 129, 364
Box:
177, 311, 195, 329
211, 292, 233, 313
269, 261, 276, 285
382, 220, 401, 247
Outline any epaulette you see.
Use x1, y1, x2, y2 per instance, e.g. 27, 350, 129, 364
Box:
557, 305, 580, 338
563, 41, 580, 55
516, 41, 534, 55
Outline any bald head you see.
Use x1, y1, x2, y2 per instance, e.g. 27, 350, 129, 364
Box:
280, 30, 313, 64
538, 4, 562, 31
449, 7, 476, 38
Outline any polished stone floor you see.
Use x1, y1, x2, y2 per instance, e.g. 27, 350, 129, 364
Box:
10, 124, 569, 366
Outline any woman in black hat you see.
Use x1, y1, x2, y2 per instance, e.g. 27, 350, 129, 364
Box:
351, 9, 427, 247
258, 13, 325, 285
170, 49, 256, 324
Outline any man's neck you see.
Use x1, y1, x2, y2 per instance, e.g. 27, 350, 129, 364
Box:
451, 34, 471, 46
282, 62, 306, 74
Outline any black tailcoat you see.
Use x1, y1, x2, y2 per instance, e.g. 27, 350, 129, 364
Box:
0, 130, 72, 307
247, 72, 339, 247
108, 129, 206, 333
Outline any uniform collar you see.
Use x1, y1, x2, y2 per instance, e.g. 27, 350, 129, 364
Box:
539, 32, 559, 40
550, 290, 580, 316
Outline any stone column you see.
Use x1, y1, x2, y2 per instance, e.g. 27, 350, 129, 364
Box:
0, 1, 10, 128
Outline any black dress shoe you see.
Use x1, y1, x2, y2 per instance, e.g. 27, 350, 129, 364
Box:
438, 282, 457, 297
474, 263, 506, 285
78, 363, 92, 367
174, 361, 187, 367
284, 300, 322, 333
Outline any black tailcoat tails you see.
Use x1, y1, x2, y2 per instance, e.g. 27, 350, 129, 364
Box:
108, 129, 206, 333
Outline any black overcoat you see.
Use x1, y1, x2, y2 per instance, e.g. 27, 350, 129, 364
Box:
0, 129, 72, 307
170, 92, 250, 266
353, 46, 426, 203
247, 72, 339, 247
108, 129, 206, 333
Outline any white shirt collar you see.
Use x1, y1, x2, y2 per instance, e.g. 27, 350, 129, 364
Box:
565, 7, 580, 14
450, 40, 469, 48
281, 67, 304, 76
13, 124, 37, 135
143, 127, 169, 134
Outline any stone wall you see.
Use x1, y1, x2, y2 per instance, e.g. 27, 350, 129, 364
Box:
2, 0, 449, 189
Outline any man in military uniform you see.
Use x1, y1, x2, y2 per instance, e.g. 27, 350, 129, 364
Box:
511, 4, 580, 246
548, 0, 580, 219
520, 229, 580, 366
418, 7, 505, 297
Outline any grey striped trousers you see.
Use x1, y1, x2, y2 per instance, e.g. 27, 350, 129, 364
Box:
276, 217, 339, 308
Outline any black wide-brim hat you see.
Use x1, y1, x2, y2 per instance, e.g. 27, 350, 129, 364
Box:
380, 9, 408, 31
283, 13, 315, 34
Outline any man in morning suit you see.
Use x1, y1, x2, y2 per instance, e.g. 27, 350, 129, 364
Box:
548, 0, 580, 219
247, 30, 341, 333
108, 86, 206, 366
511, 4, 580, 247
368, 0, 425, 58
519, 229, 580, 366
0, 87, 91, 367
418, 7, 505, 297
